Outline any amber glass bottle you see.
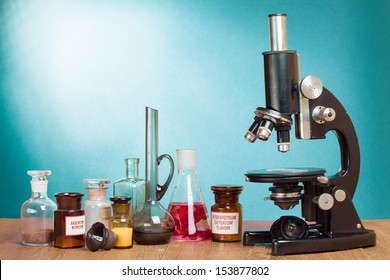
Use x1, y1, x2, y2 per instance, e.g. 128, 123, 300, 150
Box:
109, 196, 133, 249
210, 185, 243, 242
54, 192, 85, 248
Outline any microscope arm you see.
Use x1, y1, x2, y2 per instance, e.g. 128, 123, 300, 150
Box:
302, 85, 360, 198
298, 80, 367, 234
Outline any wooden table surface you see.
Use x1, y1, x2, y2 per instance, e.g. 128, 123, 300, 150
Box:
1, 218, 389, 260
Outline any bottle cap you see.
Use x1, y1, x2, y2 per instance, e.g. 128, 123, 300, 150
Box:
54, 192, 84, 210
27, 170, 51, 180
110, 196, 131, 204
211, 185, 243, 192
86, 222, 116, 252
177, 149, 197, 170
83, 179, 110, 189
28, 170, 51, 192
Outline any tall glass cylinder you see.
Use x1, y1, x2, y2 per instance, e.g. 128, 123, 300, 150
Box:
132, 107, 175, 245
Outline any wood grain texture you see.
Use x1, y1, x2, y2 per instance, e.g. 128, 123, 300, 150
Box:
1, 219, 388, 260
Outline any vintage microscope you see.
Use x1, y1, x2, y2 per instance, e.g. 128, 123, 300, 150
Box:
243, 14, 376, 255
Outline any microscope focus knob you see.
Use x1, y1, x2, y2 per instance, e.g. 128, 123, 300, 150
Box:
313, 193, 334, 211
313, 106, 336, 124
300, 75, 323, 99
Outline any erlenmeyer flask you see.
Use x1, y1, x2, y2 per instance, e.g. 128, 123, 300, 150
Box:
132, 107, 175, 245
168, 149, 212, 241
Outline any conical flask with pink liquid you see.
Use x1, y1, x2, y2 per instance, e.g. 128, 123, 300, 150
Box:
168, 149, 212, 241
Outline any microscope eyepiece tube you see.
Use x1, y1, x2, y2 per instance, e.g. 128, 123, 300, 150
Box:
268, 14, 288, 51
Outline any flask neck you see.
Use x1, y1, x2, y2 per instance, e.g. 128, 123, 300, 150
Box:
31, 191, 48, 199
31, 181, 48, 194
145, 180, 158, 203
126, 158, 139, 180
145, 107, 159, 203
178, 168, 197, 175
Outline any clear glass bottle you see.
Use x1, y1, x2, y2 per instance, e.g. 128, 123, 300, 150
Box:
210, 185, 243, 242
168, 149, 212, 241
20, 170, 57, 246
83, 179, 111, 231
113, 158, 145, 216
132, 107, 175, 245
54, 192, 85, 248
109, 196, 133, 248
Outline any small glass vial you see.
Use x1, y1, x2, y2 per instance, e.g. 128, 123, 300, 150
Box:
109, 196, 133, 248
54, 192, 85, 248
210, 185, 243, 242
83, 179, 111, 231
113, 158, 145, 216
20, 170, 57, 246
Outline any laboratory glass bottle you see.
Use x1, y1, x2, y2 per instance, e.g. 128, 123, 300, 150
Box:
54, 192, 85, 248
113, 158, 145, 216
168, 149, 212, 241
109, 196, 133, 248
210, 185, 243, 242
83, 179, 111, 231
132, 107, 175, 245
20, 170, 57, 246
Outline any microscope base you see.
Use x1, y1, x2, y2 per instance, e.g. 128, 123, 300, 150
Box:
243, 230, 376, 255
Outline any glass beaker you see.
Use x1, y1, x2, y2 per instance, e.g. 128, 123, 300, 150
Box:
83, 179, 111, 231
132, 107, 175, 245
20, 170, 57, 246
113, 158, 145, 216
168, 149, 212, 241
54, 192, 85, 248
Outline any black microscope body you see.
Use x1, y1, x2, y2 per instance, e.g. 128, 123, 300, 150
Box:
243, 14, 376, 255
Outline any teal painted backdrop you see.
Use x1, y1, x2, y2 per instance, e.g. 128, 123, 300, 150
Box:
1, 0, 389, 220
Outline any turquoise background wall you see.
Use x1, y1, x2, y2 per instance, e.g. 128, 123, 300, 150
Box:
1, 0, 389, 220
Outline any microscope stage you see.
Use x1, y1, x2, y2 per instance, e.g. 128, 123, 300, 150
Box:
245, 167, 325, 183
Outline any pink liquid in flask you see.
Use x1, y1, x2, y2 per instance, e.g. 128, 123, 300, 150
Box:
168, 202, 212, 241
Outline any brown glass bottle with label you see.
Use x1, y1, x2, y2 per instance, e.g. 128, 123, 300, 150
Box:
54, 192, 85, 248
210, 185, 243, 242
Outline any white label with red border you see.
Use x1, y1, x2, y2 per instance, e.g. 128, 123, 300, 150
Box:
65, 215, 85, 236
211, 212, 239, 234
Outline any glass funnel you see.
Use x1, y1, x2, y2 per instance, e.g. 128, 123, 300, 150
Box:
168, 149, 211, 241
132, 107, 175, 245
